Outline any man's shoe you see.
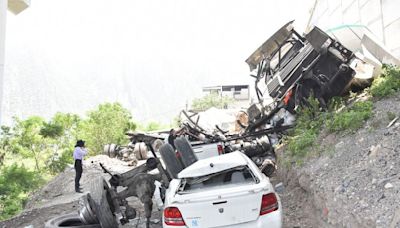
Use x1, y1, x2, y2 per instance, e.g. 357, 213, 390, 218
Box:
75, 189, 83, 193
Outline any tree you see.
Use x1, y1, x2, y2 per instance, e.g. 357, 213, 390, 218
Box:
78, 103, 136, 154
10, 117, 49, 172
43, 113, 81, 174
138, 121, 169, 132
191, 93, 234, 111
0, 126, 13, 166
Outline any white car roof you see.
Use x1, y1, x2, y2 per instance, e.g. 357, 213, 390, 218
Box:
178, 151, 249, 178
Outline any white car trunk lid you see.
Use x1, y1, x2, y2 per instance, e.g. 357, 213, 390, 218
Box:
174, 186, 264, 227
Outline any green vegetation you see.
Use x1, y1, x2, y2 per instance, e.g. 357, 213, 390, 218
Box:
286, 65, 400, 162
0, 102, 138, 220
287, 98, 373, 161
0, 164, 44, 220
78, 103, 136, 155
287, 98, 325, 159
287, 65, 400, 162
325, 101, 373, 132
370, 65, 400, 97
191, 93, 234, 111
138, 121, 170, 132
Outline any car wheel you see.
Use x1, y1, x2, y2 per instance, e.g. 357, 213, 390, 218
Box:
159, 144, 183, 179
88, 177, 118, 228
174, 137, 198, 168
44, 213, 101, 228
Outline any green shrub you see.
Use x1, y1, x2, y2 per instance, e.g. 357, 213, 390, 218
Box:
326, 101, 373, 132
287, 97, 324, 158
191, 93, 234, 111
0, 164, 44, 220
370, 65, 400, 97
287, 129, 318, 158
47, 148, 74, 174
287, 98, 373, 160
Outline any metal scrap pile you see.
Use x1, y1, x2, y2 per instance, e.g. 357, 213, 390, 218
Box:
103, 132, 165, 166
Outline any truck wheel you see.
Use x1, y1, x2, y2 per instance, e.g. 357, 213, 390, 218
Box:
174, 137, 198, 168
159, 144, 183, 179
103, 144, 118, 158
44, 213, 101, 228
152, 139, 164, 152
88, 177, 118, 228
134, 142, 148, 160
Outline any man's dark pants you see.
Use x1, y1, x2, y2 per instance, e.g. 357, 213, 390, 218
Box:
74, 159, 83, 191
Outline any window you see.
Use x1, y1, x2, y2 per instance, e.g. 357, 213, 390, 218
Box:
178, 166, 257, 193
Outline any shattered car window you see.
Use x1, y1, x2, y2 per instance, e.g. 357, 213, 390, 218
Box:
178, 166, 257, 193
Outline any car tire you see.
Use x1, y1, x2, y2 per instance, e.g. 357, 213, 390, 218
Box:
44, 213, 101, 228
88, 177, 118, 228
174, 137, 198, 168
159, 144, 183, 179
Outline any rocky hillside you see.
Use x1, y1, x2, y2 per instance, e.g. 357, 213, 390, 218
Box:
277, 91, 400, 228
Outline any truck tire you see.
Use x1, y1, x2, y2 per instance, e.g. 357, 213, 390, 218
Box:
159, 144, 183, 179
103, 144, 118, 158
44, 213, 101, 228
134, 142, 148, 160
174, 137, 198, 168
88, 177, 118, 228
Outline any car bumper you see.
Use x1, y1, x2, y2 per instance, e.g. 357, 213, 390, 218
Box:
163, 210, 282, 228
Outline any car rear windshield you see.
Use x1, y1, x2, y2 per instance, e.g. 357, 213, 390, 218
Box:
178, 166, 258, 193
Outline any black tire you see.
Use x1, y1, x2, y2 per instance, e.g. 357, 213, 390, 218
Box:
174, 137, 198, 168
88, 177, 118, 228
44, 213, 101, 228
159, 144, 183, 179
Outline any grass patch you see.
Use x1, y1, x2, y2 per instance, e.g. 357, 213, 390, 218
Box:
286, 98, 325, 159
326, 101, 373, 132
370, 65, 400, 97
286, 98, 373, 161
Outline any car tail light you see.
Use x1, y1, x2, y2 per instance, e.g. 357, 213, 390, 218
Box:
164, 207, 185, 226
260, 193, 278, 215
217, 144, 224, 155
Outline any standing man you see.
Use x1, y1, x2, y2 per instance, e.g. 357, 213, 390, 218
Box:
73, 140, 87, 193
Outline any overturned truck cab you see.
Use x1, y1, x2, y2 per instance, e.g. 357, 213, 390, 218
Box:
246, 21, 356, 130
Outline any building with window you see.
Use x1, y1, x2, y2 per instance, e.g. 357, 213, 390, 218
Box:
202, 84, 250, 109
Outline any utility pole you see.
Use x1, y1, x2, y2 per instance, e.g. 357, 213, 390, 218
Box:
0, 0, 7, 124
0, 0, 30, 123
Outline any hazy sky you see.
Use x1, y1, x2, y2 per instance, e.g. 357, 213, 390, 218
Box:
3, 0, 314, 124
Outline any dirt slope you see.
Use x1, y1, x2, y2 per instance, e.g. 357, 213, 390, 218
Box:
277, 92, 400, 228
0, 155, 162, 228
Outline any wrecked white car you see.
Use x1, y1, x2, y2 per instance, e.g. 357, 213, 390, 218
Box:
162, 151, 282, 228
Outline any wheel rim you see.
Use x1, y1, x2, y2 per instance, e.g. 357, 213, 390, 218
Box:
79, 194, 99, 224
